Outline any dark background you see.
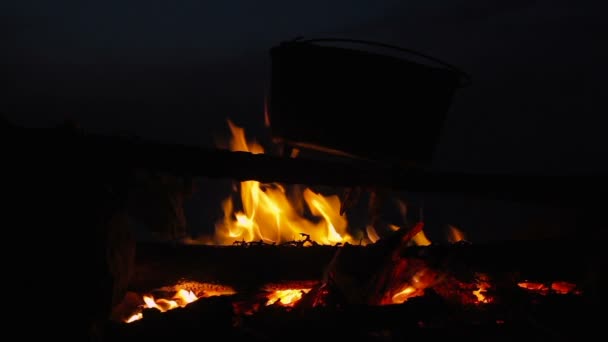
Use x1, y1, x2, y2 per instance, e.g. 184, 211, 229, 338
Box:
2, 0, 607, 242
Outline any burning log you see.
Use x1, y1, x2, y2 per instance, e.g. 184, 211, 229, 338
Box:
117, 227, 599, 341
106, 295, 238, 341
108, 285, 595, 341
400, 238, 598, 283
132, 235, 597, 305
130, 242, 346, 293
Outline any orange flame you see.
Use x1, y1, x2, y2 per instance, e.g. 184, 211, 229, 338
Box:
411, 230, 432, 246
390, 268, 435, 304
366, 225, 380, 243
391, 286, 420, 303
212, 120, 359, 245
447, 225, 466, 243
263, 96, 271, 128
266, 288, 312, 307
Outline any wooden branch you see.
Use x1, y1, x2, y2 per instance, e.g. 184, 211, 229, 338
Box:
107, 293, 593, 342
7, 123, 608, 206
131, 238, 597, 294
118, 135, 608, 206
401, 238, 599, 282
130, 243, 343, 293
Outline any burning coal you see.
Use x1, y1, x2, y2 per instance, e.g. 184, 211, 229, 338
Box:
518, 281, 581, 295
266, 288, 312, 307
116, 282, 236, 323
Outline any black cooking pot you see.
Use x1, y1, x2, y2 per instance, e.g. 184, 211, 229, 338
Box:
268, 38, 470, 166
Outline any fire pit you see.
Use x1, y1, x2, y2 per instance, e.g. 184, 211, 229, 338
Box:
104, 120, 599, 341
107, 239, 596, 341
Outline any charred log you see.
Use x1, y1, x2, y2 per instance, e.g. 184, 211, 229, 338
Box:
106, 295, 240, 341
131, 243, 345, 293
401, 238, 599, 283
132, 237, 597, 298
106, 289, 596, 342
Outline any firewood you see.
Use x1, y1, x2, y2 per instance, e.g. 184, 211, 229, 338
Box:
132, 236, 597, 306
317, 223, 427, 306
5, 121, 607, 206
401, 238, 598, 284
107, 290, 595, 341
130, 243, 343, 293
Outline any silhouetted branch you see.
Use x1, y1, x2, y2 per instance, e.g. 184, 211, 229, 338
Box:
6, 123, 607, 206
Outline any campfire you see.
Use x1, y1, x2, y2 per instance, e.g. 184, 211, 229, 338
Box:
4, 39, 602, 342
210, 119, 361, 246
107, 120, 592, 341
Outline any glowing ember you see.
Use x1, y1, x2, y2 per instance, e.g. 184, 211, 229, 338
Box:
518, 281, 580, 295
123, 282, 238, 323
518, 281, 549, 293
473, 283, 492, 303
472, 273, 493, 304
390, 268, 435, 304
551, 281, 578, 294
391, 286, 421, 304
211, 120, 361, 245
266, 288, 312, 306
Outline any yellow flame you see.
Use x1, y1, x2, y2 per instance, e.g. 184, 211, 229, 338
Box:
473, 285, 491, 303
447, 225, 466, 243
212, 120, 358, 245
227, 119, 264, 154
125, 313, 143, 323
123, 283, 237, 323
266, 288, 311, 306
473, 275, 492, 304
123, 291, 195, 323
411, 230, 432, 246
142, 289, 199, 313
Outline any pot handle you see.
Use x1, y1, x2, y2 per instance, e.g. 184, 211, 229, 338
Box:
290, 37, 472, 88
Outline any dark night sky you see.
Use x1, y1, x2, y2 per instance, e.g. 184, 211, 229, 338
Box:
2, 0, 607, 241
